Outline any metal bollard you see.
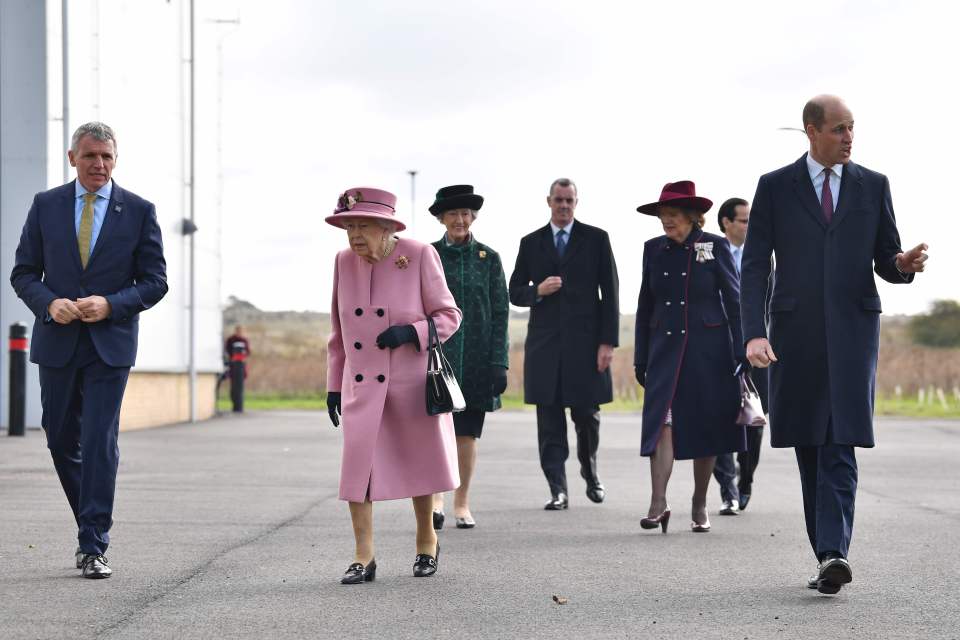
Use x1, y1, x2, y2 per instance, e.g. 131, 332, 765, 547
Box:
229, 343, 246, 413
8, 323, 28, 436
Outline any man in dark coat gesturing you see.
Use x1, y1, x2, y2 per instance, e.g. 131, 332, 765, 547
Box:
509, 178, 619, 509
740, 95, 927, 594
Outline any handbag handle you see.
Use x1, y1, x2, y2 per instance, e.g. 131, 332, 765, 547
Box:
427, 316, 441, 350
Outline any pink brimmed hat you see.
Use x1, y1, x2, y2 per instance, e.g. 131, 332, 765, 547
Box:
636, 180, 713, 216
325, 187, 406, 231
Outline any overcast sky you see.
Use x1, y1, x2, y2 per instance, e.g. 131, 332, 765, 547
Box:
209, 0, 960, 315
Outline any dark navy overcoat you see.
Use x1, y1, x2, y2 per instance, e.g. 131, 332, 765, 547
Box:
634, 229, 747, 460
740, 155, 913, 448
509, 221, 619, 407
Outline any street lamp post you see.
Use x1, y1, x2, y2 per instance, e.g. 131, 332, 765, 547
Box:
407, 170, 417, 237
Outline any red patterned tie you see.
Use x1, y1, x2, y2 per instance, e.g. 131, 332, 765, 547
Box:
821, 168, 834, 223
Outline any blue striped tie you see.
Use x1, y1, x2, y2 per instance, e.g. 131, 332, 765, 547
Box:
556, 229, 567, 257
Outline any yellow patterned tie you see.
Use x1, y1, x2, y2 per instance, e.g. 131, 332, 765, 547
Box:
78, 193, 96, 268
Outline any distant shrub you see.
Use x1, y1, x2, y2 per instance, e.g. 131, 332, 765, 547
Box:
909, 299, 960, 348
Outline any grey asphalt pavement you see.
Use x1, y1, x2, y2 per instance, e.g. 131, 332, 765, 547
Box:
1, 411, 958, 640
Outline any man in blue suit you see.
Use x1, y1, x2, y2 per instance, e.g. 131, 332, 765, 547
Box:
741, 96, 927, 595
10, 122, 168, 579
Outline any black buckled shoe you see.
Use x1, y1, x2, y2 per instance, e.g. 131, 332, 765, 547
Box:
413, 542, 440, 577
544, 492, 569, 510
80, 554, 112, 579
340, 559, 376, 584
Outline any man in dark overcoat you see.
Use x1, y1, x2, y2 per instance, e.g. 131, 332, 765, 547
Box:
509, 178, 619, 509
10, 122, 168, 578
741, 95, 927, 594
713, 197, 770, 514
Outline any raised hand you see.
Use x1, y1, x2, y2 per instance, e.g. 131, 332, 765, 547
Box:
896, 243, 929, 273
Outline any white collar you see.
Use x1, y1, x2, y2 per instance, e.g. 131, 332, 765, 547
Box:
806, 154, 843, 182
550, 219, 574, 236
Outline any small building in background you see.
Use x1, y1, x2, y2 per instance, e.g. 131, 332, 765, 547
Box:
1, 1, 223, 430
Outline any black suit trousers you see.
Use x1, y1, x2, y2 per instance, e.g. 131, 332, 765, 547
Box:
536, 403, 601, 496
39, 326, 130, 556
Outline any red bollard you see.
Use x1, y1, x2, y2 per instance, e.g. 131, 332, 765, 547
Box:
8, 323, 28, 436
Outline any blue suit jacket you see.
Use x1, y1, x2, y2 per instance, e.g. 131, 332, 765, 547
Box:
10, 180, 168, 368
740, 155, 912, 448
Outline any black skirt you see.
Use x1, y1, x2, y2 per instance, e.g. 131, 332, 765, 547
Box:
453, 409, 486, 438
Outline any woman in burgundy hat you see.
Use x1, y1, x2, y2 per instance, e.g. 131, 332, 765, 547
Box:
325, 187, 462, 582
633, 181, 747, 533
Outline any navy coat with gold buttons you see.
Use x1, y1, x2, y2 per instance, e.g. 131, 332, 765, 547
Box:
634, 228, 747, 460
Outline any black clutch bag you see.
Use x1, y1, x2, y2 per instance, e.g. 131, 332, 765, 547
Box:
425, 317, 466, 416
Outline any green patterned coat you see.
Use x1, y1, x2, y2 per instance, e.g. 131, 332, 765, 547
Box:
432, 236, 510, 412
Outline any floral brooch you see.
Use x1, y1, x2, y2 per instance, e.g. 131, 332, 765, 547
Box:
478, 250, 487, 259
694, 242, 715, 263
336, 190, 362, 211
395, 255, 410, 269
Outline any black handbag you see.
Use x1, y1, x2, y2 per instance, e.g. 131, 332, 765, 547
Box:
425, 317, 466, 416
734, 363, 766, 428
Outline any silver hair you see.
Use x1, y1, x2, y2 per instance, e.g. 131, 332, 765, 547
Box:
437, 208, 478, 221
375, 219, 399, 234
549, 177, 577, 197
71, 122, 117, 154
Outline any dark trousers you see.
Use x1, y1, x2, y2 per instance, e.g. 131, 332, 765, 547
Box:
39, 327, 130, 556
713, 452, 739, 503
737, 426, 764, 496
795, 429, 858, 561
535, 404, 600, 496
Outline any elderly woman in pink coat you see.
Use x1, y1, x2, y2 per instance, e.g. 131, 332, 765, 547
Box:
325, 187, 462, 584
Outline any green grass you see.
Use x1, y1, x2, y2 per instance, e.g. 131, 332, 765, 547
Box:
219, 391, 960, 418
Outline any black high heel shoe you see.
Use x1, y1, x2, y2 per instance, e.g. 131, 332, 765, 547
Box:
413, 542, 440, 577
340, 559, 376, 584
640, 508, 671, 533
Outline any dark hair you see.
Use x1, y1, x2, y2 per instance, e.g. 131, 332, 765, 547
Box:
549, 177, 578, 197
802, 99, 826, 130
717, 197, 748, 231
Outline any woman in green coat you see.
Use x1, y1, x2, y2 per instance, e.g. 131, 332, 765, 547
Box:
429, 185, 510, 529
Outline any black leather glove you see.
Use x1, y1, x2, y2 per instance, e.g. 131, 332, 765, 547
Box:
326, 391, 341, 428
376, 324, 419, 350
635, 366, 645, 387
490, 365, 508, 396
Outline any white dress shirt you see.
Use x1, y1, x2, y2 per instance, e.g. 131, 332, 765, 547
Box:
806, 154, 843, 213
550, 219, 575, 246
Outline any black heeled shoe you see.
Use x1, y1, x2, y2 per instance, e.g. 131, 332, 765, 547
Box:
340, 559, 376, 584
640, 508, 671, 533
413, 542, 440, 577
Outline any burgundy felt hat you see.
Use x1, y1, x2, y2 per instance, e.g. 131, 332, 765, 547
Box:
325, 187, 406, 231
636, 180, 713, 216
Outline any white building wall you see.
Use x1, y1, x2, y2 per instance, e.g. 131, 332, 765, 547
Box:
1, 0, 222, 429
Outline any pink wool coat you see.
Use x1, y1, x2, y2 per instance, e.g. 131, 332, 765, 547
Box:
328, 237, 462, 502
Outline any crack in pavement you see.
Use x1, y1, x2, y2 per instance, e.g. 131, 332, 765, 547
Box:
96, 490, 339, 639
